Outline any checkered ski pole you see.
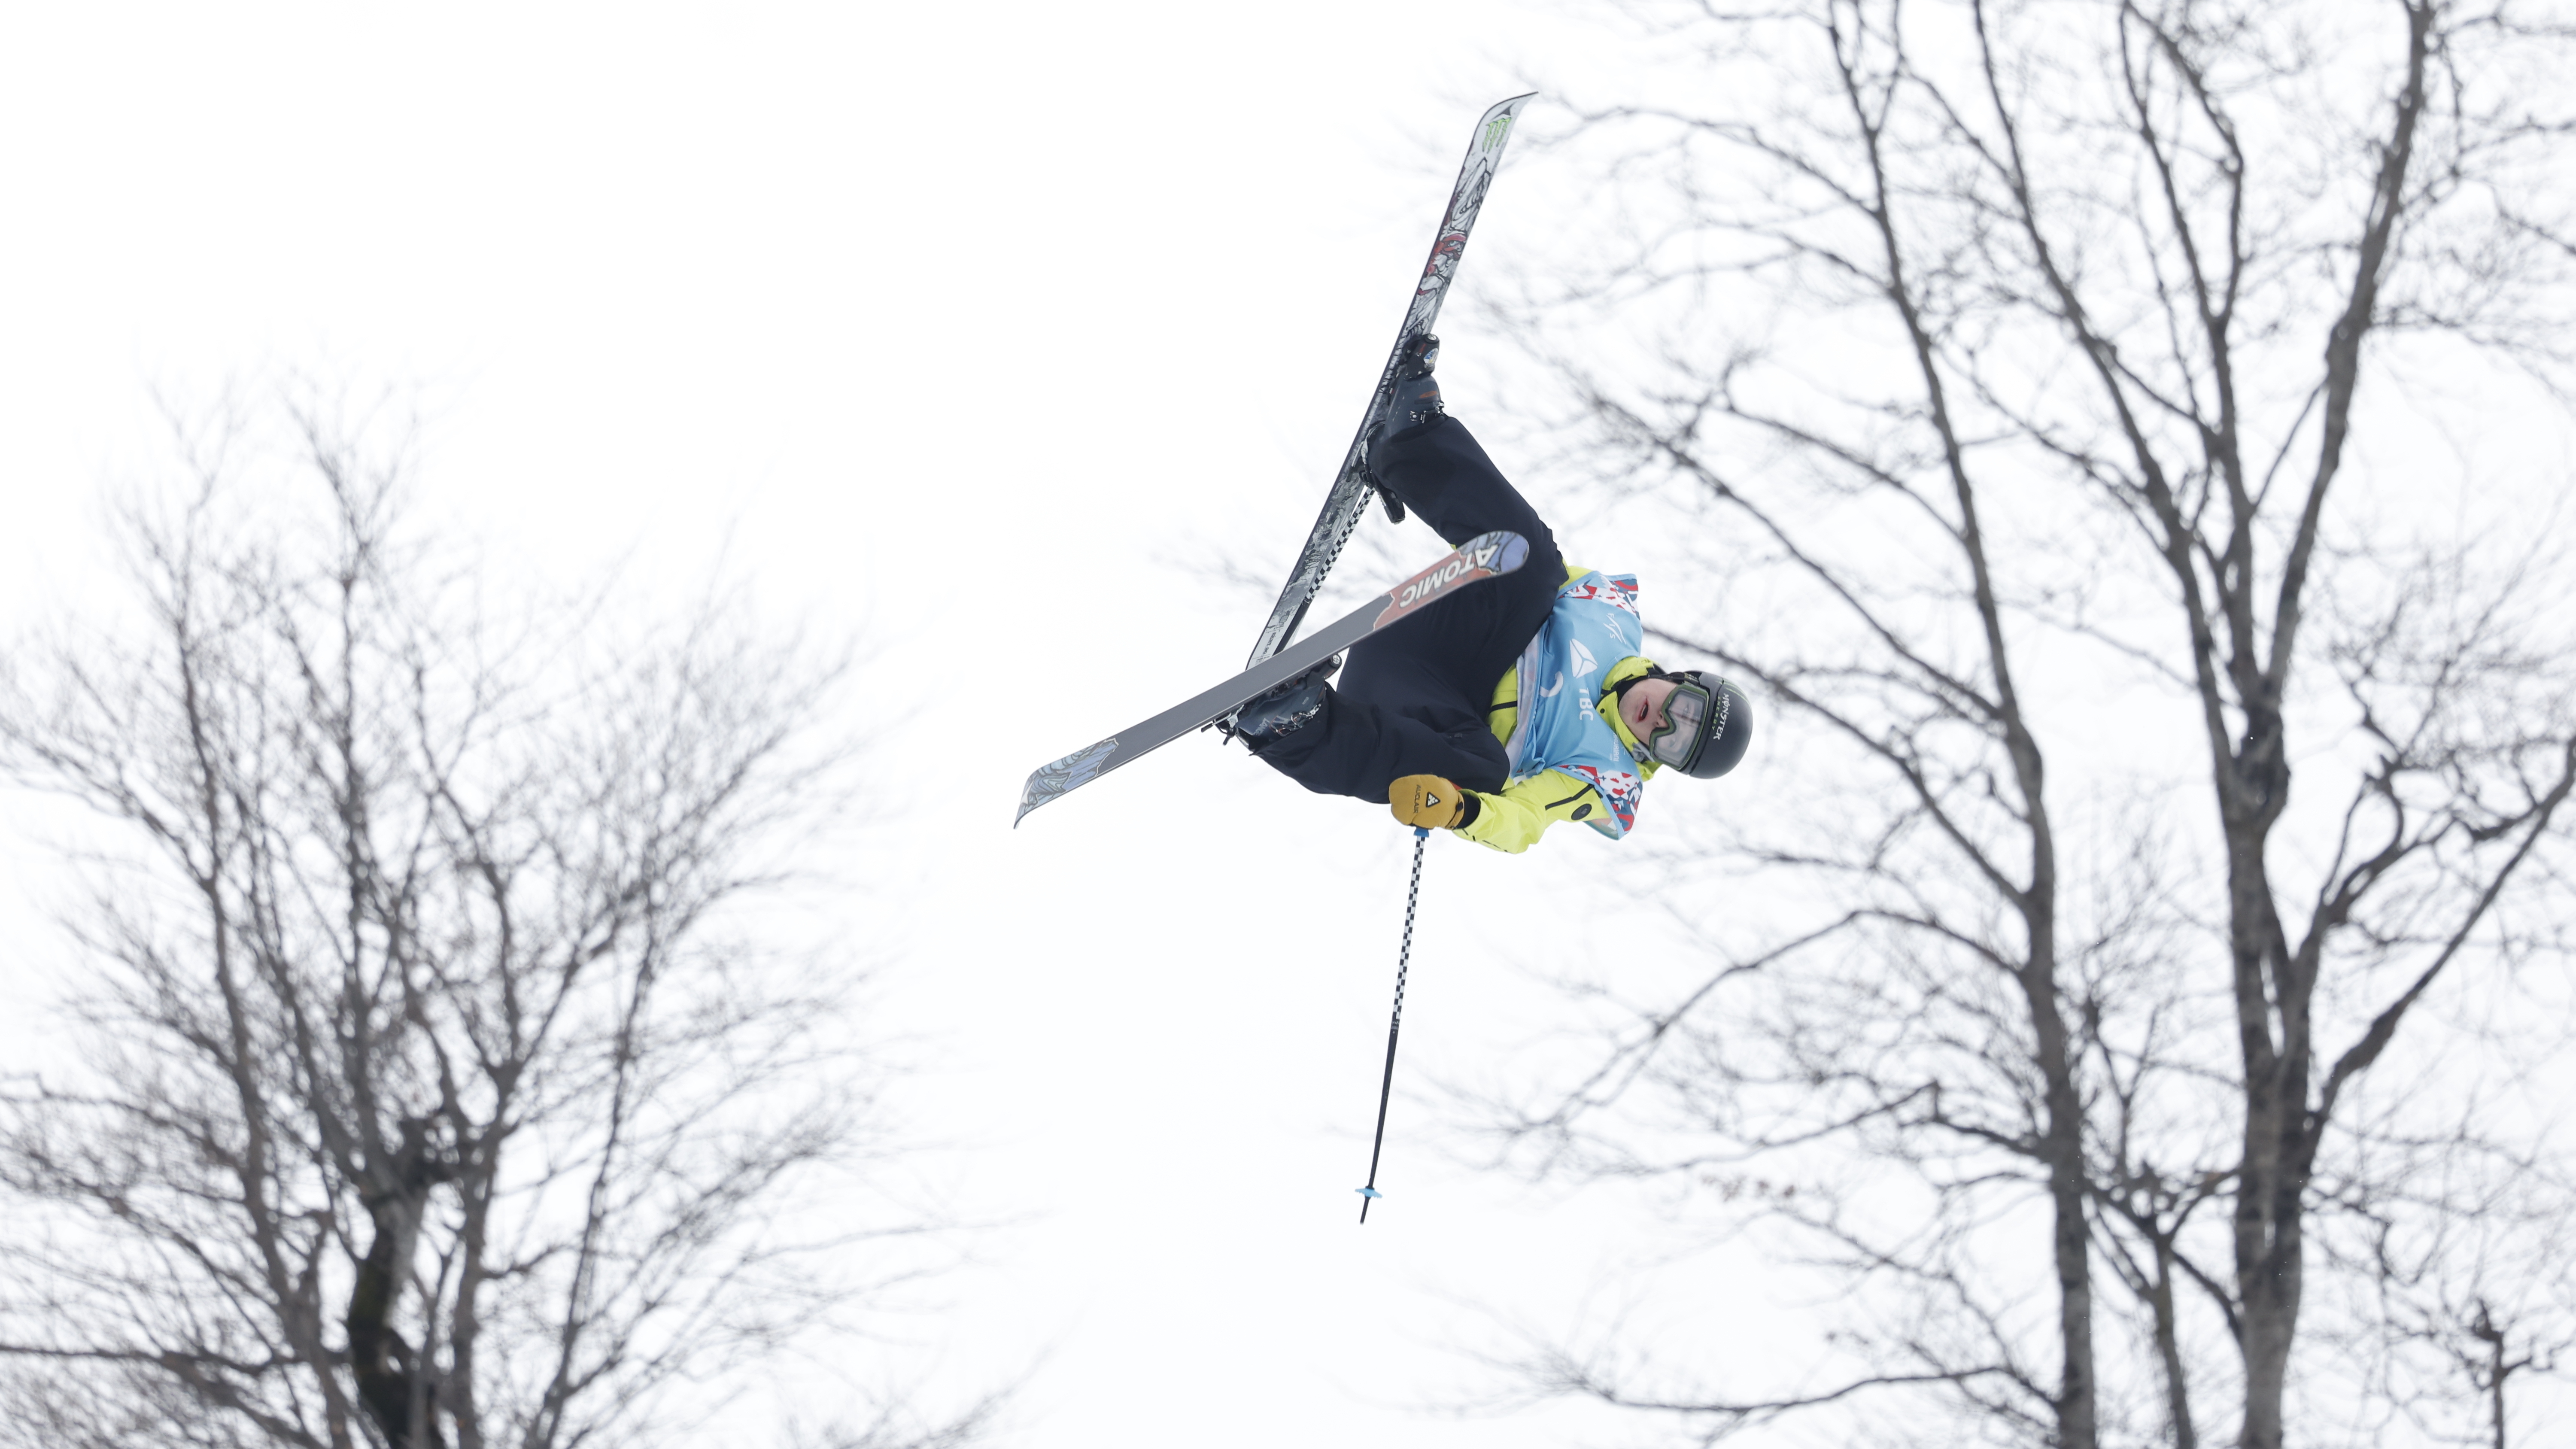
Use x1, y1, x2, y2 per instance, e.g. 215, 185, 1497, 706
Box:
1357, 826, 1431, 1224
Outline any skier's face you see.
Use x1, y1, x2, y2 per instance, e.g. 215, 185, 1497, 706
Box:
1621, 677, 1679, 744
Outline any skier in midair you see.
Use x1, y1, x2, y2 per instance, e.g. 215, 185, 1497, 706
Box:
1236, 336, 1753, 852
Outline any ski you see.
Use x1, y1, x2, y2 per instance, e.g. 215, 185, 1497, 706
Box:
1244, 92, 1539, 671
1016, 531, 1531, 826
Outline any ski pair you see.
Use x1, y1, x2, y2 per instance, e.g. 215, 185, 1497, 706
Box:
1016, 93, 1539, 826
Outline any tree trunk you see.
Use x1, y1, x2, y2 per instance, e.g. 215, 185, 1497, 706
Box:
347, 1121, 446, 1449
2023, 948, 2096, 1449
2151, 1234, 2197, 1449
2224, 732, 2302, 1449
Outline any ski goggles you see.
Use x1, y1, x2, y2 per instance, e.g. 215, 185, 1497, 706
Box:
1643, 677, 1719, 771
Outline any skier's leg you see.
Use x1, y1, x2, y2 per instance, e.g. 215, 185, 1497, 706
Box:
1369, 416, 1567, 702
1244, 417, 1572, 807
1246, 633, 1511, 802
1247, 690, 1510, 800
1372, 415, 1557, 558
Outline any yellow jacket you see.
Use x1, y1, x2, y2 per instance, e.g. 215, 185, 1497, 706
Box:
1454, 567, 1662, 854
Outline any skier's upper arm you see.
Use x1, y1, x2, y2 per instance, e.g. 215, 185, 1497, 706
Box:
1457, 770, 1606, 854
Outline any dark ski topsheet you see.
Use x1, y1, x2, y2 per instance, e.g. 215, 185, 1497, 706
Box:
1016, 531, 1531, 826
1245, 92, 1538, 672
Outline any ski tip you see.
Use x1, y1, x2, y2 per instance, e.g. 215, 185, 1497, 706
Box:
1478, 92, 1540, 128
1012, 774, 1053, 828
1015, 737, 1121, 828
1458, 530, 1530, 577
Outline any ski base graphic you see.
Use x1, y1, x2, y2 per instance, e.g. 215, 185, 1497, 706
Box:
1245, 91, 1538, 671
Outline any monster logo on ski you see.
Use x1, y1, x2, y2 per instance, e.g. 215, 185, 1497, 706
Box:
1244, 92, 1540, 673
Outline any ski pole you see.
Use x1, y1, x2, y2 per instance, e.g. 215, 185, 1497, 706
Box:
1357, 826, 1430, 1223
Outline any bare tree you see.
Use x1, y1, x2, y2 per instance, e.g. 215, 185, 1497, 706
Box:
1466, 3, 2576, 1446
2318, 1135, 2576, 1447
0, 390, 951, 1448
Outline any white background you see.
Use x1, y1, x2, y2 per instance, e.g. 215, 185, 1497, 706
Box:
5, 6, 2567, 1448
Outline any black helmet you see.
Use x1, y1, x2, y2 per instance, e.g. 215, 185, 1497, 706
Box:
1634, 669, 1753, 779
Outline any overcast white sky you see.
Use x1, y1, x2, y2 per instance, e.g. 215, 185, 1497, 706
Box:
0, 6, 1819, 1447
14, 6, 2573, 1448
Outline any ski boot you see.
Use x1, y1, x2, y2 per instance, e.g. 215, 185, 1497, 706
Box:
1234, 654, 1341, 746
1367, 333, 1443, 524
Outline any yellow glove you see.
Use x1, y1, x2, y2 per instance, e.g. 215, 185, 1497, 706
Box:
1389, 774, 1469, 829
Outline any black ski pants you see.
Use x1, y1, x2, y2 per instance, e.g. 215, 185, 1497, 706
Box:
1250, 416, 1564, 803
